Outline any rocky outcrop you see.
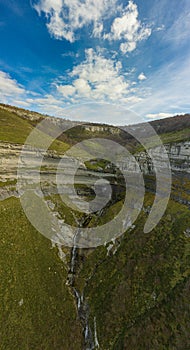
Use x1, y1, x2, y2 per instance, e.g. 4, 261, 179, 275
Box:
84, 124, 120, 135
1, 139, 190, 187
166, 141, 190, 171
136, 141, 190, 174
0, 141, 61, 182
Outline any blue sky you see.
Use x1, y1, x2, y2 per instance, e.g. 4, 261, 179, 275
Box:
0, 0, 190, 124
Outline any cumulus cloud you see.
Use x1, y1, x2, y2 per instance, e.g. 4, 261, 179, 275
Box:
104, 0, 151, 53
26, 94, 69, 117
33, 0, 117, 42
138, 72, 147, 81
57, 85, 76, 97
0, 71, 29, 107
33, 0, 151, 52
56, 48, 140, 103
0, 71, 66, 116
0, 71, 25, 98
93, 21, 104, 38
120, 41, 136, 53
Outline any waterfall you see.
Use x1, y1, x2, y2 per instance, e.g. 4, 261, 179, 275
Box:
51, 209, 100, 349
70, 229, 79, 273
73, 288, 81, 309
84, 321, 94, 350
94, 317, 100, 349
73, 286, 95, 349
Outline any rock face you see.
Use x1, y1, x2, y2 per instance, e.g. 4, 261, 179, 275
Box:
1, 140, 190, 186
114, 141, 190, 175
0, 141, 61, 182
84, 124, 120, 134
136, 141, 190, 174
0, 142, 21, 181
166, 141, 190, 171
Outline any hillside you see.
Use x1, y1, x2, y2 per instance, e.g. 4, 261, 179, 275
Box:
0, 104, 190, 349
1, 103, 190, 153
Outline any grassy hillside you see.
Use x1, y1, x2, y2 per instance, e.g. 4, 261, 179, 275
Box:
0, 108, 34, 144
1, 104, 190, 349
135, 127, 190, 152
0, 197, 83, 350
1, 195, 190, 349
1, 103, 190, 153
0, 107, 69, 153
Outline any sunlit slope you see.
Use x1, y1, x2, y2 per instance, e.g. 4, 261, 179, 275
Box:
0, 108, 34, 144
0, 107, 69, 153
0, 197, 83, 350
1, 103, 190, 150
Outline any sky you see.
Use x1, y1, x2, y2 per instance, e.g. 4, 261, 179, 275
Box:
0, 0, 190, 125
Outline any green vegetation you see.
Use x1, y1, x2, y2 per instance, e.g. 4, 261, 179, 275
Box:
82, 197, 190, 349
1, 193, 190, 349
160, 127, 190, 144
0, 198, 82, 350
0, 107, 69, 153
1, 104, 190, 349
0, 179, 17, 187
0, 108, 34, 144
135, 127, 190, 153
48, 189, 190, 349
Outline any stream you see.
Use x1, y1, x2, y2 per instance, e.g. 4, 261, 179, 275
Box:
54, 211, 99, 350
68, 216, 98, 350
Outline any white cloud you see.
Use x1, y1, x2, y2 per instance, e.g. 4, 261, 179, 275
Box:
63, 102, 143, 125
146, 112, 174, 120
14, 100, 31, 107
57, 85, 76, 97
120, 41, 136, 53
74, 78, 91, 96
0, 71, 25, 99
138, 72, 147, 81
33, 0, 152, 52
154, 24, 165, 32
33, 0, 117, 42
0, 68, 142, 121
93, 21, 104, 38
104, 0, 151, 53
30, 94, 63, 106
56, 48, 136, 103
26, 94, 68, 117
106, 1, 138, 40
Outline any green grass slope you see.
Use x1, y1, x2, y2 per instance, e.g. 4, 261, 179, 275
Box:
0, 108, 34, 144
0, 198, 82, 350
0, 107, 69, 153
